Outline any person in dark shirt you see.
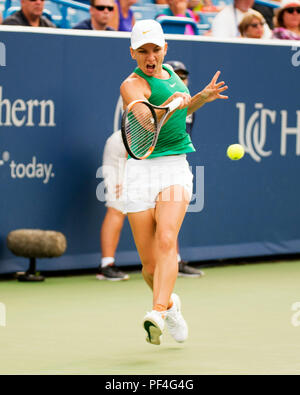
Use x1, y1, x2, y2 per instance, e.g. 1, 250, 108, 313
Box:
253, 3, 275, 30
165, 60, 195, 136
2, 0, 55, 27
73, 0, 115, 30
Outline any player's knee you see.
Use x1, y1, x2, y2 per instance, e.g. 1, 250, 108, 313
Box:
156, 231, 175, 254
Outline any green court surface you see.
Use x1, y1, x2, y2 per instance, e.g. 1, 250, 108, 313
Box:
0, 260, 300, 375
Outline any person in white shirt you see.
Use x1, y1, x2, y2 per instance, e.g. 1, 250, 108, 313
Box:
211, 0, 272, 38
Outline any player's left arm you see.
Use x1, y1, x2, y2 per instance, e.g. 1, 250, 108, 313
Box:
187, 71, 228, 116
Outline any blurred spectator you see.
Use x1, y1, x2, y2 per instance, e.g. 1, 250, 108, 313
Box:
73, 0, 115, 30
188, 0, 201, 8
190, 0, 219, 12
253, 2, 277, 29
238, 10, 265, 38
272, 0, 300, 39
0, 11, 2, 24
156, 0, 199, 35
2, 0, 55, 27
109, 0, 137, 31
158, 0, 216, 10
211, 0, 271, 38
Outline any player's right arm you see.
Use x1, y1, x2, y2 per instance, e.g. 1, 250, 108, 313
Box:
120, 75, 150, 109
120, 74, 190, 110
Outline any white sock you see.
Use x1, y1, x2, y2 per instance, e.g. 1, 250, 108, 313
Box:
177, 254, 181, 263
101, 257, 115, 268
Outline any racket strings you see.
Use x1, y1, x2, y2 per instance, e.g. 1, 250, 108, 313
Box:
125, 103, 157, 158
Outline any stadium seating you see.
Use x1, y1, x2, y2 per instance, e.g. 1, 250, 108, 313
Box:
211, 0, 233, 6
156, 15, 200, 35
0, 0, 4, 16
196, 11, 218, 30
68, 6, 89, 27
1, 0, 215, 32
135, 0, 155, 5
131, 5, 157, 21
44, 1, 66, 26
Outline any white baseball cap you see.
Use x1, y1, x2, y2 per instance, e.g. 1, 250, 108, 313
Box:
131, 19, 165, 50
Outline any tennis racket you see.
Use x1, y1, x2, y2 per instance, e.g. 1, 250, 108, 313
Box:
121, 97, 183, 160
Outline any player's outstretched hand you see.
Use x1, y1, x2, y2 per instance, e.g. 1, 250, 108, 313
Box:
201, 71, 228, 103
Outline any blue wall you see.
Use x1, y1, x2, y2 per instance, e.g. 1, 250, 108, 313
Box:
0, 29, 300, 273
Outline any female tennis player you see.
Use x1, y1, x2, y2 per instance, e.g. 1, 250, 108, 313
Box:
120, 19, 228, 345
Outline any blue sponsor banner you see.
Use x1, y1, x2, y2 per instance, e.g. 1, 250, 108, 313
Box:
0, 28, 300, 273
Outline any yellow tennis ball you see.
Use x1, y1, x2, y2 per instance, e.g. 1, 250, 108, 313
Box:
227, 144, 244, 160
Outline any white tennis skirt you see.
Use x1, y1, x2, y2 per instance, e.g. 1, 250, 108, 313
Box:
123, 154, 193, 214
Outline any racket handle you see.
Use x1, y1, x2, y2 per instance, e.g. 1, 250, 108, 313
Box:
167, 97, 183, 112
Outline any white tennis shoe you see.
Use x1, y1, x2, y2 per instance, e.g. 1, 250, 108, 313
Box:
143, 310, 165, 345
165, 293, 188, 343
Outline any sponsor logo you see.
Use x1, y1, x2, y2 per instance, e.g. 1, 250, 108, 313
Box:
0, 86, 56, 128
291, 45, 300, 67
0, 151, 55, 184
237, 102, 300, 162
0, 42, 5, 67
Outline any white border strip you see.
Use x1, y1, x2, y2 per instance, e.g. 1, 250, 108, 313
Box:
0, 25, 131, 38
0, 25, 299, 47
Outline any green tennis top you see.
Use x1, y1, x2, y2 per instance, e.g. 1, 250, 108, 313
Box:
134, 65, 196, 158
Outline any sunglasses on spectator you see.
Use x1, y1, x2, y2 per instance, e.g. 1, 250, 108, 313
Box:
93, 5, 114, 11
249, 22, 264, 28
285, 7, 300, 14
29, 0, 45, 2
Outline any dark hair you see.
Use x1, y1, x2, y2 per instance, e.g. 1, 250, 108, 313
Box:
90, 0, 114, 6
275, 9, 286, 27
274, 5, 300, 28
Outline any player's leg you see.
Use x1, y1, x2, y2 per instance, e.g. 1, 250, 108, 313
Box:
127, 208, 156, 292
128, 207, 180, 303
153, 185, 190, 309
128, 186, 190, 345
128, 208, 167, 345
153, 185, 190, 343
